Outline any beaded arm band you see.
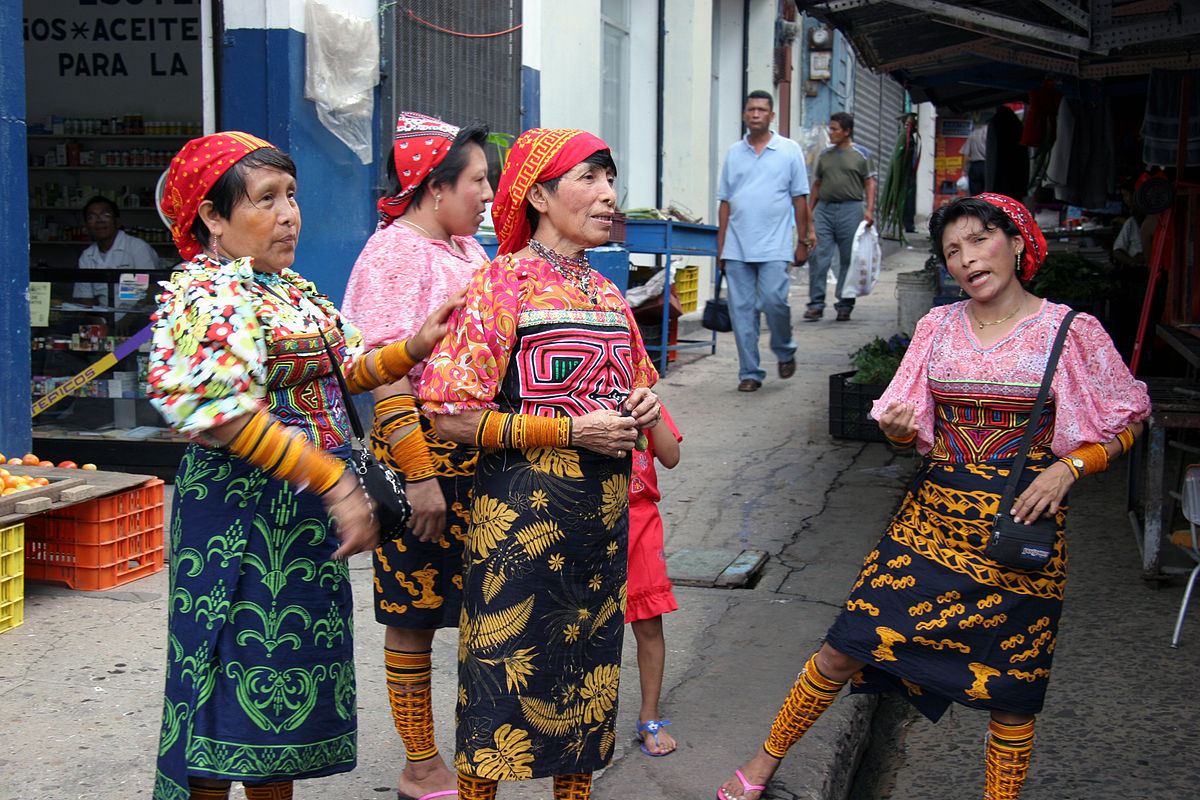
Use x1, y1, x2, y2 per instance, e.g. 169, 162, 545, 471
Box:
370, 394, 436, 482
345, 340, 419, 394
475, 410, 572, 449
228, 412, 344, 495
886, 430, 917, 449
1057, 441, 1111, 479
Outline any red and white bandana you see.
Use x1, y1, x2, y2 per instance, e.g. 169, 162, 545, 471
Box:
376, 112, 460, 226
976, 193, 1047, 281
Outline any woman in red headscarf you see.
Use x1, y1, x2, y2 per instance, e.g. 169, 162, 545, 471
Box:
718, 195, 1150, 800
342, 112, 494, 800
147, 133, 461, 800
418, 129, 661, 800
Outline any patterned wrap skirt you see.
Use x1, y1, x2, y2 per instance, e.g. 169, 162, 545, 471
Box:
454, 445, 630, 780
825, 451, 1067, 722
373, 417, 478, 630
153, 445, 356, 800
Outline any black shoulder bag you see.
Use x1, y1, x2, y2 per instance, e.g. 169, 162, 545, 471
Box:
702, 272, 733, 332
985, 309, 1077, 570
321, 337, 413, 544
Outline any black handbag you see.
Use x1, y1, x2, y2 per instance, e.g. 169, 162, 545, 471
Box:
984, 310, 1077, 570
322, 337, 412, 544
702, 272, 733, 332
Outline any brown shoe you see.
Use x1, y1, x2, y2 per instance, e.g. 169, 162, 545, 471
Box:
737, 379, 762, 392
803, 308, 823, 322
836, 309, 852, 321
778, 359, 796, 379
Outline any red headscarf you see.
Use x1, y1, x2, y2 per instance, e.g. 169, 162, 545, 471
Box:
492, 128, 609, 255
376, 112, 461, 226
160, 131, 275, 260
976, 193, 1047, 281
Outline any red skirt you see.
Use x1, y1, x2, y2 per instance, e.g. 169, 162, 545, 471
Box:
626, 497, 678, 623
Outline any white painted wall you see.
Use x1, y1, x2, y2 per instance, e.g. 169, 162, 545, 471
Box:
535, 0, 604, 133
224, 0, 377, 31
661, 0, 714, 225
626, 1, 659, 211
916, 101, 936, 219
745, 0, 774, 101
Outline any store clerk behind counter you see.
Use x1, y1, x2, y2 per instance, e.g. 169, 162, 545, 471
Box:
73, 195, 163, 329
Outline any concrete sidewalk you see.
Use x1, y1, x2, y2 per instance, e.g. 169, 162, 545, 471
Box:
1, 238, 1196, 800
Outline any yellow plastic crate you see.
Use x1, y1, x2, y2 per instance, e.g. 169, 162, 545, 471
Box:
676, 265, 699, 313
0, 522, 24, 634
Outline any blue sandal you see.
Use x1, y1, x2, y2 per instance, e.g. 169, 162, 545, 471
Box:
635, 719, 674, 756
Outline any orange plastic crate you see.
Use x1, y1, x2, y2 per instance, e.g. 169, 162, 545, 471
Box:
0, 523, 24, 633
24, 479, 165, 591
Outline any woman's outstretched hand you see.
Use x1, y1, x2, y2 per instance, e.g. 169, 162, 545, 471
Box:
570, 410, 638, 458
877, 401, 917, 440
324, 472, 381, 559
1010, 462, 1075, 524
408, 286, 468, 360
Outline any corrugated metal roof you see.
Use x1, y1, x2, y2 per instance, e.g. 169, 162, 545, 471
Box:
795, 1, 1200, 112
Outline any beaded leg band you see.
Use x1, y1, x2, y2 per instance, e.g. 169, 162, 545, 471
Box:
457, 773, 498, 800
763, 653, 847, 759
385, 648, 438, 763
984, 719, 1035, 800
242, 782, 293, 799
553, 772, 593, 800
188, 784, 230, 800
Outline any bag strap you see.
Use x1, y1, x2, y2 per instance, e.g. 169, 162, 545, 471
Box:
714, 271, 724, 300
998, 309, 1078, 511
320, 336, 368, 443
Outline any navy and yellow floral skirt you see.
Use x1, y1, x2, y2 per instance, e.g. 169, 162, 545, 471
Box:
454, 445, 629, 780
826, 453, 1067, 721
154, 445, 356, 800
374, 419, 478, 630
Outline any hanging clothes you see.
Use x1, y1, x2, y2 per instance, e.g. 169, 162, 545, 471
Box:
1143, 68, 1200, 168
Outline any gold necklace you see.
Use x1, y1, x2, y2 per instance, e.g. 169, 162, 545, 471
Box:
399, 218, 461, 254
972, 298, 1023, 329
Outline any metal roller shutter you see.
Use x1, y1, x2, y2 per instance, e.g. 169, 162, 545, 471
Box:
851, 65, 906, 189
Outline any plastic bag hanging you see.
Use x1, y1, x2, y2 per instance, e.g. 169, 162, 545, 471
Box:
304, 0, 379, 165
841, 222, 881, 299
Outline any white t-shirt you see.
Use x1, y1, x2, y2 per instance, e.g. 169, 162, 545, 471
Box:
74, 230, 160, 305
1113, 217, 1143, 258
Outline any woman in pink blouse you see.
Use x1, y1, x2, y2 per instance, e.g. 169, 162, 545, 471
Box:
718, 194, 1150, 800
342, 112, 493, 800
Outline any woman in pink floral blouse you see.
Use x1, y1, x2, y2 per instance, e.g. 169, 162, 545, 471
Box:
341, 112, 493, 800
719, 194, 1150, 800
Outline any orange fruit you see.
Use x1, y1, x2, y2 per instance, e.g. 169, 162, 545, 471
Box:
33, 477, 49, 486
1, 488, 14, 496
37, 460, 54, 467
57, 461, 77, 469
21, 453, 39, 465
2, 476, 16, 489
7, 458, 21, 465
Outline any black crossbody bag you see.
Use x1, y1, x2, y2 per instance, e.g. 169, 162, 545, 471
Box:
984, 310, 1077, 570
321, 337, 412, 544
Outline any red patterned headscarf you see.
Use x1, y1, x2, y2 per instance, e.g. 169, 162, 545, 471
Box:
376, 112, 461, 226
492, 128, 609, 255
160, 131, 275, 260
976, 193, 1047, 281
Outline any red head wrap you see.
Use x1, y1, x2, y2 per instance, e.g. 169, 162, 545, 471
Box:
160, 131, 275, 260
491, 128, 610, 255
376, 112, 461, 226
976, 193, 1047, 281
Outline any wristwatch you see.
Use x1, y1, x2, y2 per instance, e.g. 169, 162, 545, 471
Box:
1060, 455, 1084, 478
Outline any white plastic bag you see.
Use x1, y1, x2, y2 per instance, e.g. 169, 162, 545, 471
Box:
304, 0, 379, 164
842, 221, 881, 298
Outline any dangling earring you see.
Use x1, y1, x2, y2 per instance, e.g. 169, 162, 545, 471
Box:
211, 234, 223, 260
435, 194, 442, 213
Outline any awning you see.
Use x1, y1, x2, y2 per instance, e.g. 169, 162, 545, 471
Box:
795, 1, 1200, 112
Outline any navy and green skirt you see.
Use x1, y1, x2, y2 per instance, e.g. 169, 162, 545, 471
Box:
153, 445, 356, 800
826, 452, 1067, 722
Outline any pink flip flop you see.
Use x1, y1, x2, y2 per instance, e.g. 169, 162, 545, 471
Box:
397, 791, 458, 800
717, 768, 766, 800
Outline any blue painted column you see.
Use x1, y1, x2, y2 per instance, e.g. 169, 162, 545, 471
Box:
219, 20, 376, 306
0, 4, 31, 455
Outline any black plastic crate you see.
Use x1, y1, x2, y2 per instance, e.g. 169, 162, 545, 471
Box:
829, 371, 887, 442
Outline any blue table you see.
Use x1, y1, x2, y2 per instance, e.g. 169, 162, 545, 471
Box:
623, 220, 719, 374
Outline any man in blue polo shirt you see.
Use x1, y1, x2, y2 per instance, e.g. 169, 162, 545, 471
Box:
717, 90, 811, 392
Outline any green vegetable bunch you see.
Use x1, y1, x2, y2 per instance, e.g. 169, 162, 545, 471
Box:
1028, 253, 1113, 303
848, 334, 910, 385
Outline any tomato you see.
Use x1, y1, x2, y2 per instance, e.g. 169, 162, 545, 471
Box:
80, 463, 98, 470
57, 461, 78, 469
33, 477, 50, 486
6, 458, 21, 465
20, 454, 39, 465
37, 460, 54, 467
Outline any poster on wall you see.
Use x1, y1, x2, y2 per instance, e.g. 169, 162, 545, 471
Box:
22, 0, 203, 122
934, 118, 970, 211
